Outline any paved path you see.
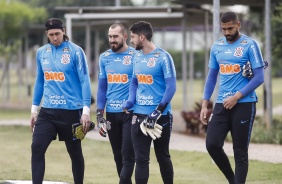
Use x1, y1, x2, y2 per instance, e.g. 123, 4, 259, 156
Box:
1, 118, 282, 164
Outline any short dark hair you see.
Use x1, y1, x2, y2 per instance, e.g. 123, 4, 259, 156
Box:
110, 23, 127, 35
45, 18, 69, 42
129, 21, 153, 41
220, 11, 239, 23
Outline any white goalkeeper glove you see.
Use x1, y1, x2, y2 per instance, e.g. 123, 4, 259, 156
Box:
140, 122, 163, 140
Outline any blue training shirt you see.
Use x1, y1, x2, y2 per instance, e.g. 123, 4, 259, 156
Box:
97, 47, 135, 112
32, 41, 92, 109
209, 34, 265, 103
132, 47, 176, 115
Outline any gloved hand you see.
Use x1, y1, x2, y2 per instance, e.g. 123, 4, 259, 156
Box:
96, 109, 107, 137
140, 122, 163, 140
143, 109, 162, 129
72, 122, 95, 140
122, 100, 134, 114
242, 61, 253, 79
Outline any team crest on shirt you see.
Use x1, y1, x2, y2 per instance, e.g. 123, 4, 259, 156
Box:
123, 56, 132, 65
234, 47, 243, 57
147, 57, 157, 67
61, 54, 70, 64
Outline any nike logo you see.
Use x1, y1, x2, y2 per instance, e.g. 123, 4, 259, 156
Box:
241, 120, 248, 124
151, 112, 159, 117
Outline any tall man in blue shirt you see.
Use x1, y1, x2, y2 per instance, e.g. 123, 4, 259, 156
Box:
123, 21, 177, 184
30, 18, 92, 184
96, 23, 135, 184
200, 11, 266, 184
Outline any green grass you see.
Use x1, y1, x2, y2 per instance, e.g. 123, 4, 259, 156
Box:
0, 125, 282, 184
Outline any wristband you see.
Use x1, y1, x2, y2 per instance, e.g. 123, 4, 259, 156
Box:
82, 106, 90, 115
156, 103, 168, 113
31, 105, 39, 113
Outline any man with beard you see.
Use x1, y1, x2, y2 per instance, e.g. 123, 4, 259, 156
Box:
96, 23, 135, 184
200, 11, 266, 184
122, 21, 176, 184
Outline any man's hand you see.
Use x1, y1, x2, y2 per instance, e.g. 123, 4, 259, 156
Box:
30, 112, 38, 132
223, 92, 243, 110
96, 109, 107, 137
81, 114, 91, 133
143, 109, 162, 129
121, 101, 134, 114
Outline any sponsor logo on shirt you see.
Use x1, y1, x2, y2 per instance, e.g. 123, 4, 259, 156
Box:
104, 51, 110, 56
217, 40, 224, 45
123, 56, 132, 65
42, 59, 49, 65
136, 74, 153, 84
63, 47, 69, 52
147, 57, 157, 67
46, 47, 52, 52
107, 74, 128, 83
225, 49, 232, 54
154, 52, 160, 57
48, 95, 66, 105
137, 95, 153, 105
219, 64, 241, 74
223, 91, 236, 99
108, 99, 125, 110
241, 40, 247, 44
114, 57, 122, 62
234, 47, 243, 57
44, 71, 65, 81
61, 54, 70, 64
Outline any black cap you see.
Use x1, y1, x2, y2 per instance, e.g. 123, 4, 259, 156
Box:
45, 18, 64, 31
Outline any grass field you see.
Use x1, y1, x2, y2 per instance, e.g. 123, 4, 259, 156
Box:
0, 125, 282, 184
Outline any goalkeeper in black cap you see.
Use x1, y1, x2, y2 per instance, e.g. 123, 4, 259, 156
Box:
30, 18, 93, 184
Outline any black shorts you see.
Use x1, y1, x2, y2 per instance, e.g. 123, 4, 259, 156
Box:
33, 107, 82, 141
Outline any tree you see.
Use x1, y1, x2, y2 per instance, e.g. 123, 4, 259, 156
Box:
0, 0, 46, 99
271, 5, 282, 77
249, 3, 282, 77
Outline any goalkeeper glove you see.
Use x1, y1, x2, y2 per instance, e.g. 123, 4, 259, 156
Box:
242, 61, 253, 79
140, 122, 163, 140
72, 122, 95, 140
143, 109, 162, 129
96, 109, 107, 137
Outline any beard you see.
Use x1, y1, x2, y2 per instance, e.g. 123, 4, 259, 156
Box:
135, 42, 143, 50
225, 30, 239, 42
110, 42, 123, 52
